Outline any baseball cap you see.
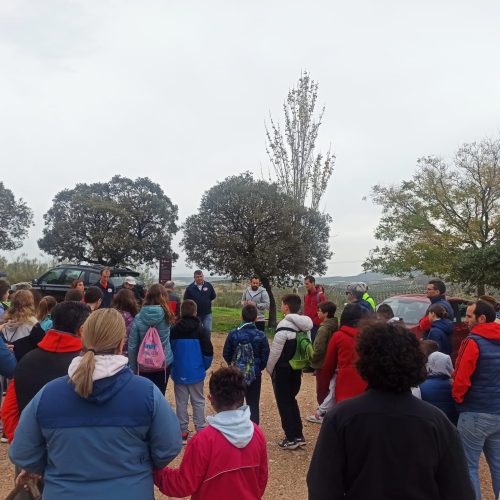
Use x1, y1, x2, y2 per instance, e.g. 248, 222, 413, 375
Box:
124, 276, 137, 286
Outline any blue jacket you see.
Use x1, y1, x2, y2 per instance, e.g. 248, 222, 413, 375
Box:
9, 367, 181, 500
420, 375, 458, 425
170, 316, 213, 385
429, 296, 454, 321
183, 281, 216, 317
0, 335, 16, 378
128, 305, 173, 372
223, 323, 270, 377
425, 319, 453, 356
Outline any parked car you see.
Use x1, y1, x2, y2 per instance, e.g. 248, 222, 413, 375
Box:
379, 294, 471, 362
29, 264, 142, 302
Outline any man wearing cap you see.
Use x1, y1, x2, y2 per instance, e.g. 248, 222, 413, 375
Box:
345, 283, 373, 314
122, 276, 145, 304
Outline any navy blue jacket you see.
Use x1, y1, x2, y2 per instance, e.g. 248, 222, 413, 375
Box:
429, 296, 454, 321
426, 319, 453, 356
223, 323, 270, 377
94, 280, 116, 308
170, 316, 213, 385
0, 336, 16, 378
183, 281, 216, 317
420, 375, 458, 425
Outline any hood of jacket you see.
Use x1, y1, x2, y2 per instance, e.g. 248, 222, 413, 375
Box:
136, 305, 165, 326
338, 325, 359, 338
427, 351, 453, 377
431, 318, 453, 334
206, 405, 254, 448
470, 322, 500, 341
68, 355, 130, 404
244, 286, 266, 297
281, 313, 313, 332
173, 316, 202, 335
322, 317, 339, 331
38, 329, 83, 353
0, 320, 36, 342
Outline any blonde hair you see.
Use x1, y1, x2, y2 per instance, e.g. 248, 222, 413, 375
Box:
71, 308, 125, 398
3, 290, 36, 324
36, 295, 57, 322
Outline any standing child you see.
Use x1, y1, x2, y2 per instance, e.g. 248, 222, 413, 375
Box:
223, 304, 270, 424
170, 299, 213, 444
310, 301, 338, 405
154, 366, 268, 499
425, 303, 453, 355
266, 294, 313, 450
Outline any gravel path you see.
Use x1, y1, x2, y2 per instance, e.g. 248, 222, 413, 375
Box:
0, 332, 495, 499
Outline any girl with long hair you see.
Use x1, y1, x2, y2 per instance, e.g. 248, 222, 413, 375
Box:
128, 284, 174, 393
111, 288, 138, 357
9, 308, 181, 499
36, 296, 57, 332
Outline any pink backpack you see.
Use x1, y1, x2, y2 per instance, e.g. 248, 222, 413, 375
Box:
137, 326, 166, 372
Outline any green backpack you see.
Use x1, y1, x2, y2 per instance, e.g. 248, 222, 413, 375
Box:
289, 331, 314, 370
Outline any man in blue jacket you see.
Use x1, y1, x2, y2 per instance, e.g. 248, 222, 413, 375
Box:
183, 270, 216, 335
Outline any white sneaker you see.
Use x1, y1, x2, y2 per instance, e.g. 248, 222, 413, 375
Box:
307, 413, 324, 424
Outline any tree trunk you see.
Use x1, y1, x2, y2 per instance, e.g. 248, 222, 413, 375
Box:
261, 277, 277, 328
477, 282, 486, 296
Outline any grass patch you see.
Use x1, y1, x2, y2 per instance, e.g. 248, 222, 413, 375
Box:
212, 306, 282, 338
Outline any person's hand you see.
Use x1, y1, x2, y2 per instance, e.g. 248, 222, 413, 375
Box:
15, 469, 42, 487
7, 343, 14, 353
247, 300, 256, 306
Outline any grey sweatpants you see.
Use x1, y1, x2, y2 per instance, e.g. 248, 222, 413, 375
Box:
174, 381, 206, 433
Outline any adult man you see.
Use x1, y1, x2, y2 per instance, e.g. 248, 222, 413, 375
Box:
1, 301, 90, 442
122, 276, 145, 303
308, 320, 474, 500
94, 267, 115, 308
183, 270, 216, 334
164, 280, 181, 319
345, 283, 373, 314
453, 300, 500, 500
241, 276, 270, 331
303, 276, 326, 343
418, 279, 454, 331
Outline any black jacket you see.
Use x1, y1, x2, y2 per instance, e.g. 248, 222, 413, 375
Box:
183, 281, 216, 316
307, 389, 474, 500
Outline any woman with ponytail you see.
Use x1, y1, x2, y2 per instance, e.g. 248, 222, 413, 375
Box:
128, 283, 175, 393
9, 308, 182, 500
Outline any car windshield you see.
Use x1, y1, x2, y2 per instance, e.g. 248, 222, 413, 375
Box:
381, 298, 429, 325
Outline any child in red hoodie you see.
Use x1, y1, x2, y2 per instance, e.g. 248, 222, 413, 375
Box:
154, 366, 268, 500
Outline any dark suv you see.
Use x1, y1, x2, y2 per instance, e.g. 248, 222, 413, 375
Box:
31, 264, 141, 302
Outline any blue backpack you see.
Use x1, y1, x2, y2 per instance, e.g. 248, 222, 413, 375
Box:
231, 342, 256, 386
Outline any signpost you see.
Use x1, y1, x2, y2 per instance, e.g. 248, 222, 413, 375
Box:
159, 257, 172, 285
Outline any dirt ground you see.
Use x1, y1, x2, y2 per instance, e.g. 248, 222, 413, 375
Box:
0, 333, 495, 499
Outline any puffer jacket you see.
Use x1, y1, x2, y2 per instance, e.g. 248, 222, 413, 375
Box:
266, 314, 313, 374
311, 317, 338, 369
420, 352, 457, 425
128, 306, 173, 372
425, 319, 453, 356
9, 356, 181, 500
223, 323, 270, 377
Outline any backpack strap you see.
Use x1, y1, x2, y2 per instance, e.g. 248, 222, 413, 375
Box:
275, 327, 299, 333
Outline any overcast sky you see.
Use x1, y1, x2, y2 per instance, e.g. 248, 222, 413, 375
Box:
1, 0, 499, 277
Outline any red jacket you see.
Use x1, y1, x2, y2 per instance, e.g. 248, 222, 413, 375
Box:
154, 423, 268, 500
1, 330, 83, 442
452, 322, 500, 404
304, 287, 327, 327
319, 325, 367, 403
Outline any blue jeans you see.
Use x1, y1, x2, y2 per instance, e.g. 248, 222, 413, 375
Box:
199, 313, 212, 336
457, 411, 500, 499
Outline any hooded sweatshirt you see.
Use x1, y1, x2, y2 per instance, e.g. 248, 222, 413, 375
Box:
154, 405, 268, 500
9, 356, 181, 500
420, 352, 457, 424
266, 313, 313, 374
425, 318, 453, 356
453, 321, 500, 413
241, 287, 270, 322
0, 318, 37, 360
128, 305, 173, 372
310, 317, 338, 369
318, 325, 367, 403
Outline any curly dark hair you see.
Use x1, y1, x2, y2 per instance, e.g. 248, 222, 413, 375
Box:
209, 366, 245, 411
356, 320, 427, 392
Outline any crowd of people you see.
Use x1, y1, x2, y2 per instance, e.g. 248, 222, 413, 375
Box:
0, 270, 499, 499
